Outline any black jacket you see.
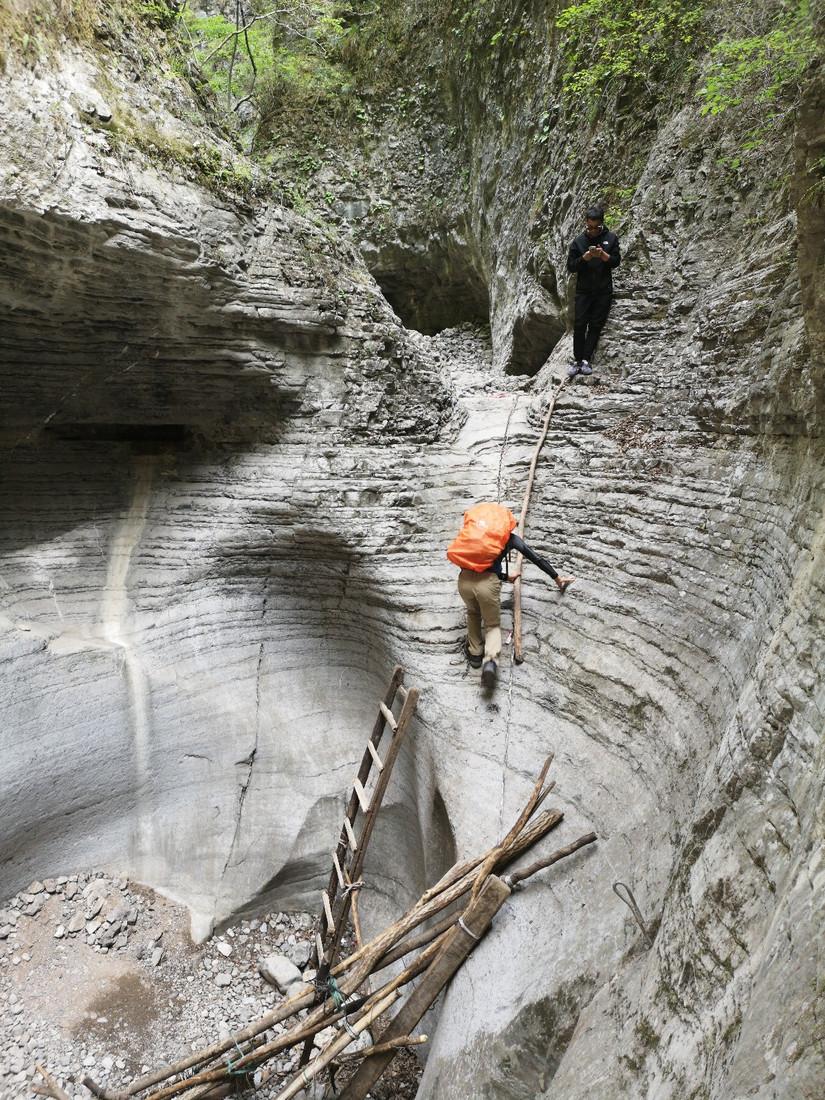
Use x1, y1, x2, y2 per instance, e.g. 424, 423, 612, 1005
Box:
567, 228, 621, 294
491, 533, 558, 581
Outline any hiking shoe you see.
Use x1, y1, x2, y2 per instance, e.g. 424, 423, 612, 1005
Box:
579, 360, 593, 375
567, 362, 581, 379
481, 660, 497, 689
466, 649, 483, 669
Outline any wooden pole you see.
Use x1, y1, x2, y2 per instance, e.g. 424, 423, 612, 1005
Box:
104, 770, 565, 1100
139, 935, 448, 1100
265, 989, 400, 1099
470, 755, 553, 901
129, 808, 564, 1100
141, 825, 598, 1100
414, 788, 553, 907
513, 376, 567, 664
184, 1086, 233, 1100
333, 1034, 428, 1064
33, 1066, 71, 1100
168, 831, 602, 1100
504, 832, 598, 888
371, 908, 460, 972
333, 807, 563, 980
338, 876, 512, 1100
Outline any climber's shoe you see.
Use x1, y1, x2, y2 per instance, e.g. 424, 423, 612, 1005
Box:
579, 360, 593, 375
481, 659, 498, 689
567, 361, 581, 379
466, 647, 483, 669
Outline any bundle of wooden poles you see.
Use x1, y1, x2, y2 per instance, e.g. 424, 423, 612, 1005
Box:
79, 756, 595, 1100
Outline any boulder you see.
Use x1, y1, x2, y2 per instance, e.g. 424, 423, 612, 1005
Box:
259, 955, 303, 994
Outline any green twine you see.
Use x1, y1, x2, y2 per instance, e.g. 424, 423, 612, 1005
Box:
327, 975, 346, 1009
224, 1038, 250, 1078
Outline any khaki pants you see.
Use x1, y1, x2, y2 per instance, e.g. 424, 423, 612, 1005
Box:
457, 569, 502, 662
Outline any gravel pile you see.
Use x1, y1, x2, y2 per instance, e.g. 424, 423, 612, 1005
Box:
411, 324, 495, 380
0, 871, 420, 1099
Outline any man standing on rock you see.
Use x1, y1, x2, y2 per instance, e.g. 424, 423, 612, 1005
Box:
566, 205, 621, 378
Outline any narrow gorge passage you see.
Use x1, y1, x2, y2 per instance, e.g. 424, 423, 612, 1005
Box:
1, 2, 824, 1099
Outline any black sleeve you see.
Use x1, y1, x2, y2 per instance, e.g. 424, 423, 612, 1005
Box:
508, 533, 559, 581
566, 238, 583, 275
608, 233, 621, 270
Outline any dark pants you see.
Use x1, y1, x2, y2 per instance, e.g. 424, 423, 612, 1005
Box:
573, 290, 612, 363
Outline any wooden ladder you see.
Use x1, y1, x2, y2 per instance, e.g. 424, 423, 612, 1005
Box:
309, 665, 419, 989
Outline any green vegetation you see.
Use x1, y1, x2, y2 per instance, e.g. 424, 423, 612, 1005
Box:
171, 2, 354, 127
137, 0, 181, 30
634, 1015, 661, 1050
604, 182, 636, 227
0, 0, 181, 65
556, 0, 819, 118
100, 106, 262, 199
697, 2, 817, 117
0, 0, 99, 62
556, 0, 707, 99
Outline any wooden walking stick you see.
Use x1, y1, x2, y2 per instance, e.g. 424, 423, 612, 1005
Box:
513, 376, 567, 663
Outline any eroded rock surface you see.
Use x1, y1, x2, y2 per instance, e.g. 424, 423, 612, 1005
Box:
0, 6, 823, 1100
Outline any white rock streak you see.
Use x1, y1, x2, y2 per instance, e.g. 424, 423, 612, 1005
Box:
99, 456, 157, 865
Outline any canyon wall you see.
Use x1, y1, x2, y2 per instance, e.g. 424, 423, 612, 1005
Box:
0, 2, 822, 1097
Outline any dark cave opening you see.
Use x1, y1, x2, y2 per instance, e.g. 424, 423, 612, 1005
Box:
376, 268, 490, 335
364, 234, 490, 336
508, 310, 566, 376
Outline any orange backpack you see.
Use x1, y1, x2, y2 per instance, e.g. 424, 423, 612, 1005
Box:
447, 503, 518, 572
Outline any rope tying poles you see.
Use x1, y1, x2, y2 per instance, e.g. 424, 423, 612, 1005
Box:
223, 1038, 252, 1081
512, 375, 569, 663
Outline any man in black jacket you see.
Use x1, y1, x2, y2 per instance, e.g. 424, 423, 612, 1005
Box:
566, 206, 621, 378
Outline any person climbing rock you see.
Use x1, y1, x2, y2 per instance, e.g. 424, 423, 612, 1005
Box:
447, 503, 575, 689
566, 205, 621, 378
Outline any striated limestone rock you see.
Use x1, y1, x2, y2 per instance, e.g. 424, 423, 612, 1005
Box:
0, 6, 823, 1100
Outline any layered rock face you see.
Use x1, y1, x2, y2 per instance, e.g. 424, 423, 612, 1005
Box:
1, 5, 823, 1100
0, 32, 455, 942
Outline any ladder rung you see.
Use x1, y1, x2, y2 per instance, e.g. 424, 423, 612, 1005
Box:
353, 778, 370, 813
397, 683, 408, 700
316, 933, 326, 963
322, 890, 334, 928
379, 701, 398, 731
367, 740, 384, 771
332, 851, 346, 889
344, 818, 358, 851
